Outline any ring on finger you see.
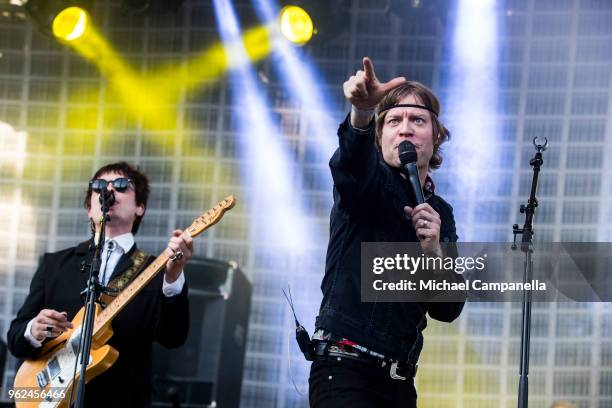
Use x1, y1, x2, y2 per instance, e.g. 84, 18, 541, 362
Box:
169, 248, 184, 261
422, 219, 429, 228
45, 325, 53, 337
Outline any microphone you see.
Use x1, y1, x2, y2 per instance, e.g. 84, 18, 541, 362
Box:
99, 189, 115, 206
99, 189, 115, 217
398, 140, 424, 205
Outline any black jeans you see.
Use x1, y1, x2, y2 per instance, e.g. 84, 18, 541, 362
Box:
309, 357, 417, 408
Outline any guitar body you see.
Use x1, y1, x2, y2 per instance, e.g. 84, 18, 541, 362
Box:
14, 306, 118, 408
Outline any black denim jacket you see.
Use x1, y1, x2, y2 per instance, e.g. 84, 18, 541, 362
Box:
315, 115, 464, 362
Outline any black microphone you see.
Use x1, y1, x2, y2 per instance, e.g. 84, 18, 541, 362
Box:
398, 140, 424, 205
99, 189, 115, 206
99, 189, 115, 217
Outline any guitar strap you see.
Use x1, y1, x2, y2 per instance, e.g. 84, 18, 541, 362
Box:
99, 248, 150, 308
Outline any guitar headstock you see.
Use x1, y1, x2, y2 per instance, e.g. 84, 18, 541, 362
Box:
187, 195, 236, 238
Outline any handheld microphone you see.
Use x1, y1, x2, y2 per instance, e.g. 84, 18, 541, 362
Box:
398, 140, 424, 205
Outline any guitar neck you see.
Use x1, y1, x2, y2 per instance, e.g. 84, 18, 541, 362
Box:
91, 195, 236, 337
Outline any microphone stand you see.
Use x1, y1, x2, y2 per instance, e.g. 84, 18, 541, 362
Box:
74, 189, 114, 408
512, 137, 547, 408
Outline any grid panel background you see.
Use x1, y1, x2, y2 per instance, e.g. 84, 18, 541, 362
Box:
1, 0, 612, 407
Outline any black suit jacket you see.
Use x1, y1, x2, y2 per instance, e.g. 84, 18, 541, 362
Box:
7, 240, 190, 408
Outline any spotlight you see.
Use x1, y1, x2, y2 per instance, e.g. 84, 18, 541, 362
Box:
24, 0, 92, 40
52, 6, 89, 41
279, 5, 313, 46
278, 0, 349, 46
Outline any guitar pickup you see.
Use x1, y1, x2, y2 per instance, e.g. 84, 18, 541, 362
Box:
47, 356, 61, 380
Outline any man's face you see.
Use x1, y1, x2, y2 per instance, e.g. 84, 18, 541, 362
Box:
380, 94, 435, 170
86, 171, 144, 232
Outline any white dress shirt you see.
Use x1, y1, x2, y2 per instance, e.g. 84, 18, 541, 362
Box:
24, 233, 185, 347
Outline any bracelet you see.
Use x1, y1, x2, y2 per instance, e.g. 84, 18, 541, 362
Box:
350, 105, 375, 131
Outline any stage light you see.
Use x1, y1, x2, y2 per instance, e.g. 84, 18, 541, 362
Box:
255, 0, 338, 191
444, 0, 499, 240
52, 6, 89, 41
277, 1, 348, 46
279, 5, 313, 45
24, 0, 92, 39
213, 0, 311, 252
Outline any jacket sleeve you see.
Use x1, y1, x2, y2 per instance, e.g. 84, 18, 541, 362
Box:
329, 114, 382, 210
7, 254, 48, 359
153, 275, 189, 349
426, 200, 466, 323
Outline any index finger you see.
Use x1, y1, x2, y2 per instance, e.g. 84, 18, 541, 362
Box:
363, 57, 375, 82
41, 309, 68, 321
412, 203, 439, 217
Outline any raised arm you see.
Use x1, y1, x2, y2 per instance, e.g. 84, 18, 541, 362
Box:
331, 58, 407, 207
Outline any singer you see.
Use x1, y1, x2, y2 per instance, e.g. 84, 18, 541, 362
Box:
309, 58, 465, 407
7, 162, 193, 408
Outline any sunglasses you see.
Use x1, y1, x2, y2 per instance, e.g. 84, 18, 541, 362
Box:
89, 177, 133, 193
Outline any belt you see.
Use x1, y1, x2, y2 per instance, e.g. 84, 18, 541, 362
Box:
312, 340, 418, 380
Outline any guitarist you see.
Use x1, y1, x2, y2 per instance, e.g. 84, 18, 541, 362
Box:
7, 161, 193, 407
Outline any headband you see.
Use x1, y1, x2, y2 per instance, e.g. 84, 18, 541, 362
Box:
377, 103, 438, 117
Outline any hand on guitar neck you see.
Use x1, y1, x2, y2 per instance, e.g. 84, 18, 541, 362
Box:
164, 229, 194, 283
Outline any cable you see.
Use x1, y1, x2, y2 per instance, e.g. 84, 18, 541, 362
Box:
286, 327, 306, 397
282, 285, 313, 397
281, 286, 313, 360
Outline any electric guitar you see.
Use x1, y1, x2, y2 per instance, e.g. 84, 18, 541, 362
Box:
13, 195, 236, 408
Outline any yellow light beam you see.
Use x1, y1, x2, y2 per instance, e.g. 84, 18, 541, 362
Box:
140, 25, 273, 101
66, 25, 177, 130
63, 23, 273, 132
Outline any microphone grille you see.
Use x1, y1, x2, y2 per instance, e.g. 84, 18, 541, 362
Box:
398, 141, 418, 165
